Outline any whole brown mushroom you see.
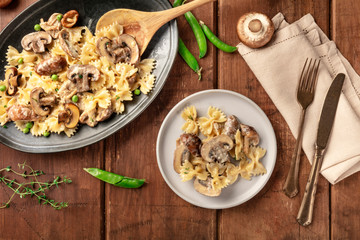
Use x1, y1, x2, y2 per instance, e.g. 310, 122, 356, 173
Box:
237, 12, 274, 48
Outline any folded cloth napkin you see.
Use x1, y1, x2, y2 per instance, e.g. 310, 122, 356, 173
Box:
237, 13, 360, 184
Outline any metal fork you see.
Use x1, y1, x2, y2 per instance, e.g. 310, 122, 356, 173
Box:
283, 58, 320, 198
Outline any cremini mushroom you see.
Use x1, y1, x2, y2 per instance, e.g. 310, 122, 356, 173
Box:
96, 34, 140, 65
180, 133, 202, 157
61, 10, 79, 28
67, 64, 100, 92
224, 115, 240, 140
59, 29, 79, 58
200, 134, 234, 163
30, 87, 56, 116
193, 178, 221, 197
21, 31, 52, 53
35, 56, 67, 76
173, 138, 191, 174
40, 13, 62, 38
240, 123, 260, 154
6, 104, 38, 121
237, 12, 274, 48
58, 103, 80, 128
5, 67, 25, 96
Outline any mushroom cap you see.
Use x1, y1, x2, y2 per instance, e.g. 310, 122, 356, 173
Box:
201, 134, 234, 163
30, 87, 50, 116
67, 64, 100, 92
173, 138, 191, 174
237, 12, 274, 48
21, 31, 52, 53
59, 29, 79, 58
193, 178, 221, 197
115, 34, 140, 65
96, 37, 115, 63
5, 67, 18, 96
63, 103, 80, 128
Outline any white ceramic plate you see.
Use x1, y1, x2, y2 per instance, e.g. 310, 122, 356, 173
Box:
156, 89, 277, 209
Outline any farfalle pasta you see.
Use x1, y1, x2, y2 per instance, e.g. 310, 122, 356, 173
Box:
0, 10, 156, 137
174, 105, 267, 197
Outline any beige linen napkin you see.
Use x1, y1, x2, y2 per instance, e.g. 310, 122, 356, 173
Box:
237, 13, 360, 184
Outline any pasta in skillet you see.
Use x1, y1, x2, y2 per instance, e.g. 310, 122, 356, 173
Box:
0, 10, 156, 137
174, 105, 267, 197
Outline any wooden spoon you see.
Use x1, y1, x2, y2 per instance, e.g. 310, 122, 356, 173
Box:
96, 0, 215, 55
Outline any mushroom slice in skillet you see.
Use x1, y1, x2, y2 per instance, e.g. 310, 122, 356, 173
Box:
193, 177, 221, 197
40, 13, 62, 39
67, 64, 100, 92
21, 31, 52, 53
96, 34, 140, 65
59, 29, 79, 58
58, 103, 80, 128
5, 67, 25, 96
201, 134, 234, 164
30, 87, 56, 116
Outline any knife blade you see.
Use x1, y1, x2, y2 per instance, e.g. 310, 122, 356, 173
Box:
316, 73, 345, 149
297, 73, 345, 227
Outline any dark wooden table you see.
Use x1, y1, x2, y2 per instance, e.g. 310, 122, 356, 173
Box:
1, 0, 359, 239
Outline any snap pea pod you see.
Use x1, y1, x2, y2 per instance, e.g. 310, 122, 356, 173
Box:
184, 11, 207, 58
199, 21, 237, 53
178, 38, 202, 80
84, 168, 145, 188
173, 0, 183, 7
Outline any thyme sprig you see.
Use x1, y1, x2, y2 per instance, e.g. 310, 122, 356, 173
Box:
0, 161, 72, 210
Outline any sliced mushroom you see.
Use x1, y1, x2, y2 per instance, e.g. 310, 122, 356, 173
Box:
61, 10, 79, 28
6, 104, 38, 121
35, 56, 67, 76
194, 178, 221, 197
5, 67, 24, 96
95, 106, 113, 122
237, 12, 274, 48
173, 138, 191, 174
67, 64, 100, 92
180, 133, 202, 157
59, 29, 79, 58
240, 123, 260, 154
224, 115, 240, 140
30, 87, 56, 116
58, 103, 80, 128
40, 13, 62, 38
21, 31, 52, 53
58, 80, 77, 102
201, 134, 234, 164
96, 34, 140, 65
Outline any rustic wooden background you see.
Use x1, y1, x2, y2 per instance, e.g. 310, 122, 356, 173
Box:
1, 0, 360, 239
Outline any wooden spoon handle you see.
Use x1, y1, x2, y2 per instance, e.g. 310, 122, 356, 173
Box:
149, 0, 215, 30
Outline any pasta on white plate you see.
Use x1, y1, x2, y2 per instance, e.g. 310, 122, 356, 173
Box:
0, 10, 156, 137
174, 105, 267, 197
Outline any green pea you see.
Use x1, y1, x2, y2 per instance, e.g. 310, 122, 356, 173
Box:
44, 131, 50, 137
34, 24, 41, 31
17, 58, 24, 64
0, 85, 6, 91
51, 74, 58, 81
25, 122, 33, 129
56, 14, 63, 21
23, 128, 30, 134
78, 74, 83, 79
72, 95, 79, 103
83, 168, 145, 188
134, 89, 141, 96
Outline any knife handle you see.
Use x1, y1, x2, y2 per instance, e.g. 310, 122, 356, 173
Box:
297, 146, 325, 226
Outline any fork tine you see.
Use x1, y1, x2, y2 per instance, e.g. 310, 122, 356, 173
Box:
303, 58, 313, 91
305, 59, 315, 91
298, 58, 309, 92
309, 60, 320, 93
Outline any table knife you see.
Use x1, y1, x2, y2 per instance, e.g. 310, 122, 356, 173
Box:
296, 73, 345, 226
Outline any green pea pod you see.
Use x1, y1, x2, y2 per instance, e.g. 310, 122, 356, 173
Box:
84, 168, 145, 188
173, 0, 184, 7
178, 38, 202, 80
184, 11, 207, 58
199, 21, 237, 53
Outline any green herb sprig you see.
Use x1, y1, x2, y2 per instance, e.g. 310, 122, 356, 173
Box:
0, 162, 72, 210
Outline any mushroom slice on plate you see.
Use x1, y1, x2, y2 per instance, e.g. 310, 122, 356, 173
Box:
180, 133, 202, 157
58, 103, 80, 128
237, 12, 274, 48
240, 123, 260, 155
201, 134, 234, 164
30, 87, 56, 116
96, 34, 140, 65
224, 115, 240, 140
40, 13, 62, 39
194, 177, 221, 197
5, 67, 25, 96
173, 138, 191, 174
59, 29, 79, 58
21, 31, 52, 53
67, 64, 100, 92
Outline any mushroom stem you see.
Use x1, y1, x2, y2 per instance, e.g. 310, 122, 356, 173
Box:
248, 19, 262, 33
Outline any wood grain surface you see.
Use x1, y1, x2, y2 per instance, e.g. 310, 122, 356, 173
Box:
0, 0, 359, 239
